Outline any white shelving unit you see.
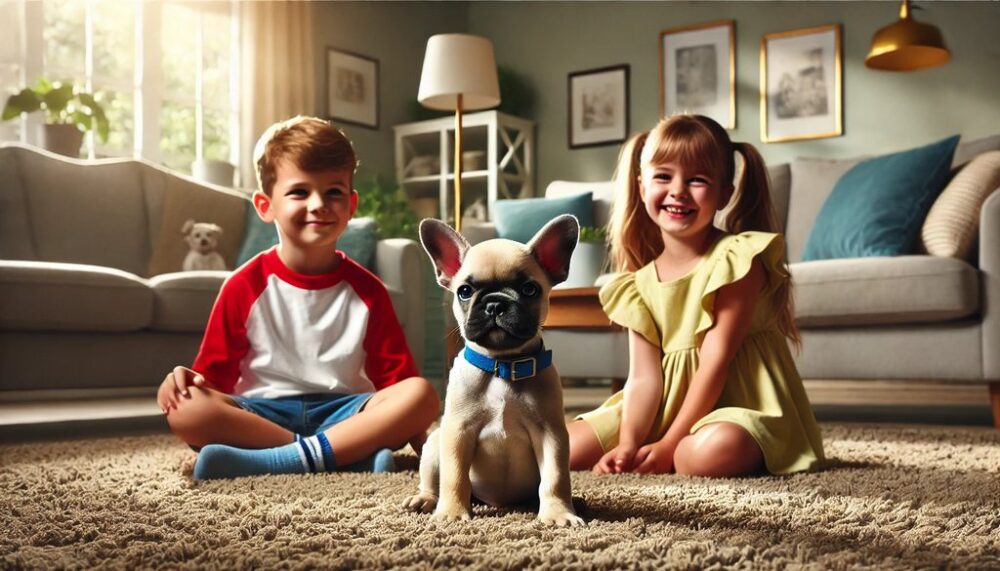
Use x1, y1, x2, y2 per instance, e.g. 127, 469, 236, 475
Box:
393, 110, 535, 224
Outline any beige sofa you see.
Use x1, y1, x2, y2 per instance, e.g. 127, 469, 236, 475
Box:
464, 134, 1000, 427
0, 143, 425, 401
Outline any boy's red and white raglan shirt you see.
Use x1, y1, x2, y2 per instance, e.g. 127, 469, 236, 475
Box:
192, 248, 417, 398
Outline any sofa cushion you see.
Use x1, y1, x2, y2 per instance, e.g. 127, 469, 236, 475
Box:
921, 151, 1000, 259
802, 135, 960, 261
148, 271, 228, 332
0, 260, 153, 332
0, 146, 37, 260
146, 172, 248, 276
785, 157, 864, 262
494, 192, 594, 244
790, 256, 978, 327
13, 149, 151, 276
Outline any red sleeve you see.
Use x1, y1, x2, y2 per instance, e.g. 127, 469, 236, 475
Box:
191, 268, 258, 394
349, 268, 419, 390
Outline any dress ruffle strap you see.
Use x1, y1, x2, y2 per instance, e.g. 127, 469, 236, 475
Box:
599, 272, 660, 347
694, 232, 788, 343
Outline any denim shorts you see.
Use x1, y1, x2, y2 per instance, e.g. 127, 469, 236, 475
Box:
231, 392, 374, 436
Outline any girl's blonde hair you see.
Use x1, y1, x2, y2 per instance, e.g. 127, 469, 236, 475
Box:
608, 114, 800, 347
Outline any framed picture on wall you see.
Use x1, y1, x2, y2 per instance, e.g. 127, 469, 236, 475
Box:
760, 24, 842, 143
659, 20, 735, 129
568, 64, 630, 149
326, 47, 379, 129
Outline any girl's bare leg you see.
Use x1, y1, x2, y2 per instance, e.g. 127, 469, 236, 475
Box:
673, 422, 764, 478
567, 420, 604, 471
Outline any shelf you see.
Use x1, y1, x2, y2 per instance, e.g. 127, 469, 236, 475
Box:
394, 110, 535, 222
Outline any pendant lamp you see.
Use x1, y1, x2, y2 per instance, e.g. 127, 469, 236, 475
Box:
865, 0, 950, 71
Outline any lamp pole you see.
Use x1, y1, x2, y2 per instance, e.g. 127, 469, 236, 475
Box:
454, 94, 463, 232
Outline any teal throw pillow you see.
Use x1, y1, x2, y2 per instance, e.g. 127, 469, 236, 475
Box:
338, 217, 377, 271
801, 135, 960, 261
235, 202, 377, 271
493, 192, 593, 244
236, 202, 278, 267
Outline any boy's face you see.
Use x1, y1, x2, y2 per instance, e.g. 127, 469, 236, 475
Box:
253, 159, 357, 253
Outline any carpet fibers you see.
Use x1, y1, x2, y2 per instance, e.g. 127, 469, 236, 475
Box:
2, 423, 998, 569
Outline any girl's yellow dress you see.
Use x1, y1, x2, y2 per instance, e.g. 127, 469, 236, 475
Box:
577, 231, 825, 474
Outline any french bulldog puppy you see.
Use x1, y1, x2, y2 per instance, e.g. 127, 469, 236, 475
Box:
402, 214, 584, 527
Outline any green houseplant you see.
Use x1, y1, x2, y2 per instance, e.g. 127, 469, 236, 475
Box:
354, 174, 419, 240
564, 225, 610, 288
2, 78, 109, 157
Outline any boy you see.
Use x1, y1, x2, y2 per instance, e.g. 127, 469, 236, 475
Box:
157, 116, 439, 480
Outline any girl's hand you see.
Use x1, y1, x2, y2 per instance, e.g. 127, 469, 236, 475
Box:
156, 366, 206, 414
632, 441, 676, 474
593, 443, 639, 475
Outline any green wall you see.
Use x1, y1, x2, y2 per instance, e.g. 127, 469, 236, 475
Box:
311, 2, 467, 181
469, 1, 1000, 187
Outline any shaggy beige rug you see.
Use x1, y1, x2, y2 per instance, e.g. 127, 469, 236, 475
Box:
2, 423, 998, 569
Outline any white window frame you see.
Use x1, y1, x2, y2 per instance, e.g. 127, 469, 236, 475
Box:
6, 0, 240, 172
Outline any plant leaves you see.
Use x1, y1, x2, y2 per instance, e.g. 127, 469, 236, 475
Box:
42, 83, 74, 117
2, 88, 42, 120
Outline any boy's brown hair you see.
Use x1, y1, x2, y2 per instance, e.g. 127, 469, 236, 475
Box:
252, 116, 358, 196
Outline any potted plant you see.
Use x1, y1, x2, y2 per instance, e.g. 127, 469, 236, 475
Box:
562, 225, 609, 288
2, 78, 109, 158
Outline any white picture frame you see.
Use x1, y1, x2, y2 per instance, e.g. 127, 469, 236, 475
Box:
760, 24, 843, 143
568, 65, 630, 149
326, 47, 379, 130
660, 20, 735, 129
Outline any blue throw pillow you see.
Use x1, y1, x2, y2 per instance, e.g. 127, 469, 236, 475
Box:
802, 135, 960, 261
493, 192, 593, 244
235, 202, 377, 271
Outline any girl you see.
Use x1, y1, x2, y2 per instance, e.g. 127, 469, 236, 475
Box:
568, 114, 824, 477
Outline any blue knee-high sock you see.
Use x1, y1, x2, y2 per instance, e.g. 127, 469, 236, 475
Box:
193, 434, 395, 480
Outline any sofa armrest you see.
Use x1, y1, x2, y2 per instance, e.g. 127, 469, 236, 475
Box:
375, 238, 425, 372
980, 188, 1000, 379
461, 221, 498, 245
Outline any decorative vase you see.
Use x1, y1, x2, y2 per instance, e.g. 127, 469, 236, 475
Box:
191, 159, 236, 187
38, 124, 84, 158
559, 241, 607, 288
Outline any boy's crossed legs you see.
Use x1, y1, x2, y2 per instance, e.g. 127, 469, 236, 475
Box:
166, 377, 440, 480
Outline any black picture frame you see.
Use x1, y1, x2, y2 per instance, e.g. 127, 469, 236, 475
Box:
568, 64, 630, 149
326, 47, 379, 130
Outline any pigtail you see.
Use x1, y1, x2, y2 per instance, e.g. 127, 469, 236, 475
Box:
731, 141, 801, 349
609, 132, 663, 272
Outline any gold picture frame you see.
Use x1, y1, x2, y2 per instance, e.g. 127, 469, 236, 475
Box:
659, 20, 735, 129
760, 24, 843, 143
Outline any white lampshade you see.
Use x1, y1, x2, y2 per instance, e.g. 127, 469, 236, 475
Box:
418, 34, 500, 111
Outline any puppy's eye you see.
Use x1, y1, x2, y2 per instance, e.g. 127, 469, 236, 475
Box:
520, 281, 539, 297
456, 284, 474, 301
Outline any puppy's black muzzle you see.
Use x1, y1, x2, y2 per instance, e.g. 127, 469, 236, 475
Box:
465, 291, 539, 351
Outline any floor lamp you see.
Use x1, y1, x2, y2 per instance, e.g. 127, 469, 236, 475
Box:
418, 34, 500, 233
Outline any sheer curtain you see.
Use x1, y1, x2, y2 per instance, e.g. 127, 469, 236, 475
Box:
238, 1, 315, 189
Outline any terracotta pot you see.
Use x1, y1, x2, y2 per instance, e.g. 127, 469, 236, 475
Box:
38, 124, 84, 158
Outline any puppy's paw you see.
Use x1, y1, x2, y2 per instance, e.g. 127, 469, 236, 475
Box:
432, 502, 472, 523
401, 492, 438, 514
537, 508, 585, 527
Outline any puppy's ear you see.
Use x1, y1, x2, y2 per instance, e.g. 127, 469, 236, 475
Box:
527, 214, 579, 286
181, 219, 194, 235
419, 218, 469, 289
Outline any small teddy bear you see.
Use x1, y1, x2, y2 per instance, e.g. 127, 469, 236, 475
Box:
181, 219, 227, 271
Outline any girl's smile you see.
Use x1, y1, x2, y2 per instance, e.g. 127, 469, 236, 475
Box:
640, 160, 731, 240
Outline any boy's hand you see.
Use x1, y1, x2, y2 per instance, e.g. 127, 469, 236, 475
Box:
593, 443, 638, 475
156, 366, 207, 414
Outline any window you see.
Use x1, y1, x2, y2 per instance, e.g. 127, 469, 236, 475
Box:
1, 0, 240, 177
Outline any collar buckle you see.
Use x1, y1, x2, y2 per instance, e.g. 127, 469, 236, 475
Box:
510, 357, 537, 381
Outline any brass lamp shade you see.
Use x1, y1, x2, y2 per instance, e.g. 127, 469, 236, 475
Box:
865, 0, 950, 71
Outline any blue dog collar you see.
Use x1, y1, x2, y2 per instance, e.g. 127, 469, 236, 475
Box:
463, 344, 553, 381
